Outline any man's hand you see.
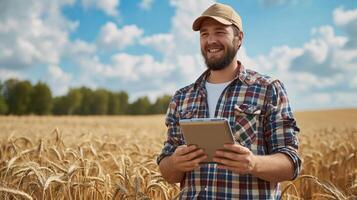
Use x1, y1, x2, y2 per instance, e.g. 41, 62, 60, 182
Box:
212, 144, 256, 174
169, 145, 208, 172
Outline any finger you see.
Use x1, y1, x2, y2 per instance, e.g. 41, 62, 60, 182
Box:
214, 150, 239, 161
174, 145, 187, 154
180, 154, 207, 169
175, 144, 197, 155
212, 157, 237, 167
196, 153, 208, 163
223, 144, 250, 154
182, 148, 205, 161
192, 154, 208, 166
215, 150, 250, 163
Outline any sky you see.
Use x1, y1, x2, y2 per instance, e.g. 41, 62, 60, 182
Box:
0, 0, 356, 111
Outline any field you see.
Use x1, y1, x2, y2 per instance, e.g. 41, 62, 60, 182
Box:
0, 109, 356, 199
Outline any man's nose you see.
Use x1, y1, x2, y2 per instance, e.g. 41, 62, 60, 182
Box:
206, 34, 217, 44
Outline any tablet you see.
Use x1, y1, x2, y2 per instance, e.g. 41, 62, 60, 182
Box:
179, 118, 235, 163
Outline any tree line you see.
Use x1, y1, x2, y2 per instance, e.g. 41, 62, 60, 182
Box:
0, 79, 172, 115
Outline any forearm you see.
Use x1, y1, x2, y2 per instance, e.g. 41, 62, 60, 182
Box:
159, 156, 185, 184
252, 153, 295, 182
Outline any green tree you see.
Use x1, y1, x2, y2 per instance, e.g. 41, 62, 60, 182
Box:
107, 91, 130, 115
52, 88, 85, 115
129, 96, 151, 115
5, 80, 32, 115
52, 96, 68, 115
77, 87, 94, 115
108, 92, 120, 115
91, 89, 109, 115
30, 82, 52, 115
149, 94, 171, 114
2, 79, 18, 107
0, 81, 8, 114
0, 95, 8, 114
67, 88, 83, 115
118, 91, 129, 114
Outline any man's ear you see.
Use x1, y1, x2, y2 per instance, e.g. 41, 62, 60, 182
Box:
237, 31, 244, 49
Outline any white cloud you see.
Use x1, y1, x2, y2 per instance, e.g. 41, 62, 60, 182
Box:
236, 17, 356, 110
290, 91, 357, 110
0, 68, 23, 81
140, 33, 174, 54
130, 83, 176, 103
330, 7, 357, 75
237, 47, 258, 70
76, 53, 173, 82
71, 52, 177, 101
333, 7, 357, 48
0, 0, 85, 97
108, 53, 173, 81
351, 77, 357, 88
169, 0, 214, 47
176, 54, 205, 82
334, 92, 357, 108
97, 22, 143, 50
241, 45, 303, 74
312, 26, 347, 48
69, 0, 215, 100
331, 48, 357, 71
81, 0, 120, 16
164, 0, 215, 85
1, 0, 356, 110
289, 72, 343, 91
139, 0, 154, 10
296, 26, 347, 67
288, 25, 348, 76
310, 93, 332, 105
0, 0, 77, 70
333, 7, 357, 26
66, 39, 96, 58
46, 65, 72, 95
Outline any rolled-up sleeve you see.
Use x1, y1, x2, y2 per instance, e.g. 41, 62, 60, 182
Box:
264, 80, 301, 179
156, 92, 185, 165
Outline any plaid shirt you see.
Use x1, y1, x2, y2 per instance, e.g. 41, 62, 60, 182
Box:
157, 62, 301, 199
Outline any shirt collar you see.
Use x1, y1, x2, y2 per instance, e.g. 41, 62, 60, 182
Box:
194, 60, 248, 90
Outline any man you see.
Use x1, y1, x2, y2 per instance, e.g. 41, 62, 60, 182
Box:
157, 3, 301, 199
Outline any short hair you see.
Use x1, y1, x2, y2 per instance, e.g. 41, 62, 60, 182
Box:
231, 25, 242, 49
231, 25, 240, 37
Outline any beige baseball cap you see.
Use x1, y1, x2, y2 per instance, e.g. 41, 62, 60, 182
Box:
192, 3, 243, 32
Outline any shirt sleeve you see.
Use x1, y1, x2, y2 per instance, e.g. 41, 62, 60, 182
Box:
156, 92, 185, 165
264, 80, 302, 179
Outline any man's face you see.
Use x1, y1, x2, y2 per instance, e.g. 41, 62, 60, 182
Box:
199, 18, 240, 71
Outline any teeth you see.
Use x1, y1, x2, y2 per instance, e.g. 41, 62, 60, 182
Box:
208, 49, 220, 53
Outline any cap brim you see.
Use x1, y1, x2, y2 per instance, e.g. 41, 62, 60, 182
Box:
192, 15, 232, 31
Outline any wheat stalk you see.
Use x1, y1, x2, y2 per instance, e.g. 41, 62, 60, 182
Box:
0, 186, 33, 200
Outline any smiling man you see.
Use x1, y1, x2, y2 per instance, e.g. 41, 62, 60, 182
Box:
157, 3, 301, 199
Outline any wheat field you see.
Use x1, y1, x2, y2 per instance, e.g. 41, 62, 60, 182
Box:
0, 109, 356, 199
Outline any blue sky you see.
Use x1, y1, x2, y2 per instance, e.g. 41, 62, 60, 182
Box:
0, 0, 356, 110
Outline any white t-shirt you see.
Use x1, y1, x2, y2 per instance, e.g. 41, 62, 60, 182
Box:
205, 81, 231, 118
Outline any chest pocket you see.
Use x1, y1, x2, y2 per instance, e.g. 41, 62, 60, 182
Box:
233, 104, 263, 147
178, 107, 199, 119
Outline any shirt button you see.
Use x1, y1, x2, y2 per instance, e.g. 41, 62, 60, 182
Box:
204, 186, 208, 191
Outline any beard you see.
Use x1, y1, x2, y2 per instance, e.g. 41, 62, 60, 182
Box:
201, 40, 238, 71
